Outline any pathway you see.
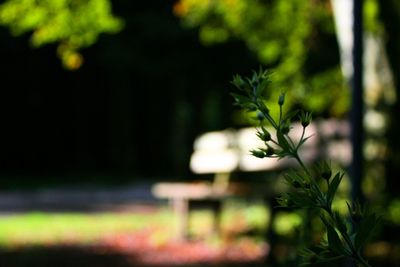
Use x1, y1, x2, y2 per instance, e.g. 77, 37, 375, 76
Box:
0, 183, 162, 213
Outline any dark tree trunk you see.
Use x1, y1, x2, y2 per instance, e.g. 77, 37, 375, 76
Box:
378, 0, 400, 196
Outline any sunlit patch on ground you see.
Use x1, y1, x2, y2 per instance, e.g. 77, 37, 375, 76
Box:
0, 202, 269, 266
99, 230, 268, 266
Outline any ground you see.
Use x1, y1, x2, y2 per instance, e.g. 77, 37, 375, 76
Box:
0, 184, 269, 266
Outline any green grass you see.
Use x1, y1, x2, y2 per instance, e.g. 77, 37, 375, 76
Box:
0, 210, 173, 247
0, 200, 271, 248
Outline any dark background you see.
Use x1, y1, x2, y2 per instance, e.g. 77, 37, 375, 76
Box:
0, 0, 399, 202
0, 1, 258, 186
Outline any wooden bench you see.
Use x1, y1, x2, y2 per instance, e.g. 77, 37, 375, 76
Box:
152, 120, 351, 241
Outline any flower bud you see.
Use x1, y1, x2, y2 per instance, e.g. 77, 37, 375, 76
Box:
300, 111, 312, 128
322, 169, 332, 181
256, 112, 264, 121
244, 103, 258, 112
319, 161, 332, 181
301, 118, 310, 128
280, 120, 290, 134
232, 74, 246, 88
278, 93, 285, 106
351, 211, 363, 224
256, 127, 271, 142
278, 197, 293, 208
292, 180, 302, 188
265, 145, 275, 156
250, 149, 265, 158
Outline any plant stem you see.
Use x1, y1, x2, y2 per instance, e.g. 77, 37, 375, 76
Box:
258, 104, 278, 129
357, 255, 372, 267
294, 153, 312, 177
296, 126, 306, 150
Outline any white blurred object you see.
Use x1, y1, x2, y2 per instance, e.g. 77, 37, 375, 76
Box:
190, 120, 351, 174
331, 0, 354, 80
190, 130, 239, 173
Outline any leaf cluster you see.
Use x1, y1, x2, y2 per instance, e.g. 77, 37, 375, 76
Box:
0, 0, 123, 69
231, 68, 313, 161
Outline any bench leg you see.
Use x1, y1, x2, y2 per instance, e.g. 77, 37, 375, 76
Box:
187, 200, 222, 237
172, 198, 189, 241
210, 201, 222, 236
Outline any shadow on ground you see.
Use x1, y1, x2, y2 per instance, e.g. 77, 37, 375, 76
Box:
0, 245, 132, 267
0, 244, 268, 267
0, 242, 398, 267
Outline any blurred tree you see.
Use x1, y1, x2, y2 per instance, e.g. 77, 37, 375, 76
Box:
173, 0, 347, 118
0, 0, 123, 70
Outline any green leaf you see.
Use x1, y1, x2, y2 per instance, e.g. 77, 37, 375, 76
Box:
287, 192, 315, 208
350, 232, 356, 244
346, 201, 353, 216
258, 76, 271, 96
283, 109, 299, 121
251, 70, 258, 83
241, 102, 258, 111
256, 100, 270, 114
275, 150, 288, 159
334, 212, 348, 234
355, 213, 381, 251
230, 92, 251, 105
231, 74, 246, 90
327, 226, 343, 254
321, 216, 348, 255
277, 130, 291, 152
297, 134, 315, 148
327, 172, 344, 205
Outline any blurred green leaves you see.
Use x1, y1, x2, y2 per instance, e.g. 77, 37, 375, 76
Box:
174, 0, 347, 117
0, 0, 123, 69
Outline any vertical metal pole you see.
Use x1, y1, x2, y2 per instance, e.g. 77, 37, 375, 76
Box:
345, 3, 364, 267
350, 0, 364, 203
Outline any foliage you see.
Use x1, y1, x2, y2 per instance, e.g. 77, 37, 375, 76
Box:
0, 0, 123, 69
231, 69, 380, 266
174, 0, 348, 117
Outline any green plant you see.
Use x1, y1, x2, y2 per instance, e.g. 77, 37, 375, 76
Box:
231, 69, 380, 267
